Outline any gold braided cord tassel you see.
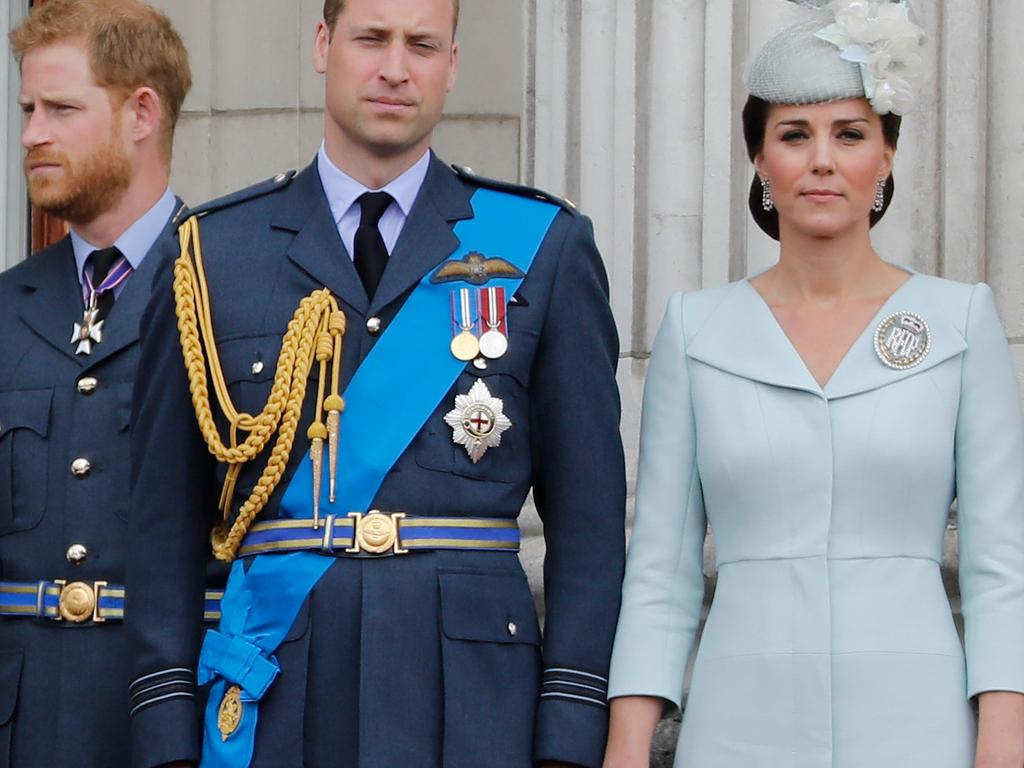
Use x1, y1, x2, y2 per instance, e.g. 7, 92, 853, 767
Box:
173, 215, 345, 562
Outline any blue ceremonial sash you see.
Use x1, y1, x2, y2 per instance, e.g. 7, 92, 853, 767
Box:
199, 188, 560, 767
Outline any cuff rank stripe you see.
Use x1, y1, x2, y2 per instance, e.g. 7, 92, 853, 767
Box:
541, 666, 609, 708
129, 668, 195, 716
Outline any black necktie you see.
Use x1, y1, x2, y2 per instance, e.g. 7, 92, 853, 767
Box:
86, 247, 122, 323
353, 192, 393, 300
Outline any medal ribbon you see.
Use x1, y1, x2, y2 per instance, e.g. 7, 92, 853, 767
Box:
480, 286, 507, 335
81, 255, 133, 306
198, 188, 561, 768
450, 287, 478, 338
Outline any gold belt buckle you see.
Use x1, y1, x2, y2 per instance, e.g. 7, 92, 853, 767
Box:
53, 580, 106, 623
346, 511, 408, 556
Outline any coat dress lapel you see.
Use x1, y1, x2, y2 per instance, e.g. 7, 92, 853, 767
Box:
686, 275, 967, 400
825, 275, 966, 399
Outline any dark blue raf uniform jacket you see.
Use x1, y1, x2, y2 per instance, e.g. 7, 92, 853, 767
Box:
0, 208, 214, 768
128, 155, 626, 768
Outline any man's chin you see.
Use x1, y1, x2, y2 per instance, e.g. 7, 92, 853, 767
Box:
27, 184, 72, 216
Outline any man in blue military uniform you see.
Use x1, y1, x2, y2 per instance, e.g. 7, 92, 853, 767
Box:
0, 1, 223, 766
127, 0, 625, 766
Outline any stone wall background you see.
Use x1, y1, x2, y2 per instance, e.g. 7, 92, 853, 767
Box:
3, 1, 1023, 763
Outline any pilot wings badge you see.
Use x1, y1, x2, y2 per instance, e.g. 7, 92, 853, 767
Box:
431, 251, 525, 286
444, 379, 512, 463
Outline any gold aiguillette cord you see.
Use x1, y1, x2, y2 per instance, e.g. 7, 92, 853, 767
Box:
173, 215, 346, 561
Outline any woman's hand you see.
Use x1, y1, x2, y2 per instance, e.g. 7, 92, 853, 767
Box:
975, 691, 1024, 768
602, 696, 664, 768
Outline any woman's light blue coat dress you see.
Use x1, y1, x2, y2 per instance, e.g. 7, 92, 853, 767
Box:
607, 274, 1024, 767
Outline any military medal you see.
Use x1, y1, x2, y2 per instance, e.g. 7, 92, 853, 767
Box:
450, 288, 480, 361
71, 297, 105, 356
218, 684, 244, 741
444, 379, 512, 463
71, 251, 133, 356
478, 286, 509, 359
874, 311, 931, 370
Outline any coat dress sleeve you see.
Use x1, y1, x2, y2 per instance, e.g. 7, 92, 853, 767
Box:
955, 282, 1024, 698
606, 293, 708, 709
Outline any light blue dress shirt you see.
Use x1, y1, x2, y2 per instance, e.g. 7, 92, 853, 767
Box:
70, 186, 177, 298
316, 142, 430, 259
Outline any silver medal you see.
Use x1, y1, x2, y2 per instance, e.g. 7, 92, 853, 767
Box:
874, 311, 931, 370
478, 286, 509, 360
478, 330, 509, 360
71, 304, 104, 356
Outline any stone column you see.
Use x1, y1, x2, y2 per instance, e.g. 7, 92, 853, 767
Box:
2, 1, 29, 269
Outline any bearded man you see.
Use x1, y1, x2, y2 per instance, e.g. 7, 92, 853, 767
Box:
0, 2, 221, 765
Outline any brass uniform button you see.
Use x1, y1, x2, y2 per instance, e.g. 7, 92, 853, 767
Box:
251, 361, 265, 375
366, 317, 383, 335
66, 544, 88, 565
70, 458, 92, 478
77, 377, 99, 395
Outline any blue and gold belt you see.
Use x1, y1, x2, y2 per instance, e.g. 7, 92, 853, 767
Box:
237, 512, 520, 558
0, 580, 223, 624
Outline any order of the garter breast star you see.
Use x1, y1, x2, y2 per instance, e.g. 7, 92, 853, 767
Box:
444, 379, 512, 463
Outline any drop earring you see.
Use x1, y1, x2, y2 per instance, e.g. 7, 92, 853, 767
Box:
761, 177, 774, 212
873, 178, 886, 213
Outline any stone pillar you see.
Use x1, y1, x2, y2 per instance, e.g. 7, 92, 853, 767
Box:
2, 1, 29, 270
989, 0, 1024, 380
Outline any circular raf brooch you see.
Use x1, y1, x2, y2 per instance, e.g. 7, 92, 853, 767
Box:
874, 311, 931, 370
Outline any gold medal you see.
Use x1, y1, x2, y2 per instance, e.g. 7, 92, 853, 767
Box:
450, 330, 480, 361
449, 288, 480, 361
218, 684, 244, 741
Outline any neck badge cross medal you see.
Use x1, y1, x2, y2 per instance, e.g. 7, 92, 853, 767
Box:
71, 253, 132, 355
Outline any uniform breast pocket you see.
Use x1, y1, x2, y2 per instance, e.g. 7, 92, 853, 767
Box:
414, 334, 535, 485
216, 333, 285, 420
0, 388, 53, 533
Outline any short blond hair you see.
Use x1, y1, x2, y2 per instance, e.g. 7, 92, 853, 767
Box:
323, 0, 460, 36
10, 0, 191, 159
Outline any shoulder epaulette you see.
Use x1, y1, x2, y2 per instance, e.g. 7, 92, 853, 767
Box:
182, 170, 297, 220
451, 165, 577, 212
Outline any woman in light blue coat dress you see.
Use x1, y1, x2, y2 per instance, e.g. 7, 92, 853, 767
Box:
604, 2, 1024, 767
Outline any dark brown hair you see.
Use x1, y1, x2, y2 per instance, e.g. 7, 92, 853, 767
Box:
742, 95, 902, 240
324, 0, 460, 35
